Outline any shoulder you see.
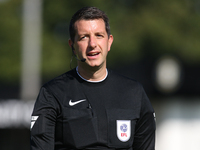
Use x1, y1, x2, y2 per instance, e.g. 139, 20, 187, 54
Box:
42, 69, 77, 93
45, 69, 75, 85
108, 69, 143, 89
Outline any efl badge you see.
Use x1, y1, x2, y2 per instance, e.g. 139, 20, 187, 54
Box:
117, 120, 131, 142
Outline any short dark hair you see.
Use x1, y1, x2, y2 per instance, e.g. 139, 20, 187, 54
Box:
69, 7, 111, 43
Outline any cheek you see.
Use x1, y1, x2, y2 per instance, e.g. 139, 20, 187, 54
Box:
100, 40, 109, 51
75, 43, 85, 52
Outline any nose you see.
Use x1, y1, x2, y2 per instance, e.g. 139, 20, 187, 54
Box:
88, 36, 97, 49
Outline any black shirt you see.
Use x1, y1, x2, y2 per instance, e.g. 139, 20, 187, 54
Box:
30, 69, 156, 150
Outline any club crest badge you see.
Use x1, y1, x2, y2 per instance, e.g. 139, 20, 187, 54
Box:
117, 120, 131, 142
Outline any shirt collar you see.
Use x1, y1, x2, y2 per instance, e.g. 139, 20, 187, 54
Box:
76, 66, 108, 83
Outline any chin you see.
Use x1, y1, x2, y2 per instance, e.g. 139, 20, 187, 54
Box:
87, 60, 106, 68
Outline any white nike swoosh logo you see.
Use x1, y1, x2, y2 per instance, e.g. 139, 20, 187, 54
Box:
69, 99, 86, 106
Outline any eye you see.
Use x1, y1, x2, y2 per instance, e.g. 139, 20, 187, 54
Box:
80, 36, 86, 40
96, 34, 104, 38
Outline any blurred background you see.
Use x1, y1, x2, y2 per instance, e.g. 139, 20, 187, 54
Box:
0, 0, 200, 149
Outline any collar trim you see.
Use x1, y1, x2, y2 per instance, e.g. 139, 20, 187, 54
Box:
76, 66, 108, 83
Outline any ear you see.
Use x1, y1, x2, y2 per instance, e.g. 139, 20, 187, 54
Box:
68, 39, 73, 49
108, 35, 113, 51
68, 39, 76, 55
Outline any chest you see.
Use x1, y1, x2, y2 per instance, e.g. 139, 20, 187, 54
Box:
56, 84, 140, 149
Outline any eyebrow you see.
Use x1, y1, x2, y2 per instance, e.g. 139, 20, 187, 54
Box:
78, 31, 106, 36
95, 31, 106, 35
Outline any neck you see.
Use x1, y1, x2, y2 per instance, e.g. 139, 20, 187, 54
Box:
77, 65, 107, 82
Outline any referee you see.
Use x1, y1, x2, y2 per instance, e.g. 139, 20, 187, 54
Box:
30, 6, 156, 150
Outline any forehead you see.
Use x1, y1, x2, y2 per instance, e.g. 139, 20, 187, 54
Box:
74, 19, 106, 33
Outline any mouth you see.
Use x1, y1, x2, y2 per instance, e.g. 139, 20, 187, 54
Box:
87, 52, 100, 56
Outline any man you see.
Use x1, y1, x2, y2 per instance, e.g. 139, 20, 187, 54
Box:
30, 7, 156, 150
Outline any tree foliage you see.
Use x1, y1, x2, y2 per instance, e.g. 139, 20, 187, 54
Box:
0, 0, 200, 84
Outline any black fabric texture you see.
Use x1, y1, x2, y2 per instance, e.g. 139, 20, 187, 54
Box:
30, 69, 156, 150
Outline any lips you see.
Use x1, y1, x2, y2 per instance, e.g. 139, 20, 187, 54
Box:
87, 51, 100, 57
88, 52, 100, 56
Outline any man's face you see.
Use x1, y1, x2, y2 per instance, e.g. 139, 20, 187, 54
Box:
70, 19, 113, 69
